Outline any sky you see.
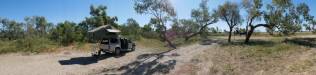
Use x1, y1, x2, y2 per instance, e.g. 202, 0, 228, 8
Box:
0, 0, 315, 32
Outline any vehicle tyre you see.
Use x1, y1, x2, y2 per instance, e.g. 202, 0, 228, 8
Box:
115, 48, 120, 56
92, 50, 101, 57
92, 53, 98, 57
131, 45, 135, 51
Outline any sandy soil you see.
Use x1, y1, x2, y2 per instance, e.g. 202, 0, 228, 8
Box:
0, 43, 217, 75
0, 47, 151, 75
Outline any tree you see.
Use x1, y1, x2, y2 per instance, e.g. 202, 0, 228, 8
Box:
142, 24, 153, 32
120, 18, 141, 40
242, 0, 272, 43
296, 3, 315, 33
210, 27, 221, 33
82, 5, 118, 30
310, 20, 316, 33
134, 0, 177, 49
0, 18, 24, 40
264, 0, 311, 36
185, 0, 218, 41
78, 5, 119, 41
141, 23, 159, 38
24, 16, 50, 36
173, 19, 199, 39
216, 1, 242, 42
51, 21, 80, 46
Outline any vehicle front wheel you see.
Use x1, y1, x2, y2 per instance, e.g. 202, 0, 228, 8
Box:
131, 46, 135, 51
115, 48, 120, 56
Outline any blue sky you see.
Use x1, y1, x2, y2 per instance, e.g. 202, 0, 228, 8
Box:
0, 0, 315, 31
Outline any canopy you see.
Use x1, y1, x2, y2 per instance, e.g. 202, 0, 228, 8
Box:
88, 25, 120, 42
88, 25, 121, 33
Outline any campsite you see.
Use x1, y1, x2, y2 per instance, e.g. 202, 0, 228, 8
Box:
1, 0, 316, 75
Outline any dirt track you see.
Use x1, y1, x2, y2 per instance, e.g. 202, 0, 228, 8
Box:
0, 43, 216, 75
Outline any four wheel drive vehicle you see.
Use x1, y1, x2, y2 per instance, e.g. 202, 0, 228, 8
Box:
88, 25, 136, 56
93, 37, 136, 56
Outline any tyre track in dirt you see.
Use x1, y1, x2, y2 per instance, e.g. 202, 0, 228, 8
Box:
94, 43, 217, 75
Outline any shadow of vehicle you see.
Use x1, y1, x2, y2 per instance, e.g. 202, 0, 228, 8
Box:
284, 37, 316, 48
99, 50, 177, 75
58, 52, 128, 65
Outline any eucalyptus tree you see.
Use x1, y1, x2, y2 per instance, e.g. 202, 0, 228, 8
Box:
0, 18, 24, 40
82, 5, 118, 30
264, 0, 312, 36
134, 0, 177, 48
216, 1, 242, 42
181, 0, 218, 41
120, 18, 141, 40
242, 0, 272, 43
24, 16, 49, 36
51, 21, 80, 45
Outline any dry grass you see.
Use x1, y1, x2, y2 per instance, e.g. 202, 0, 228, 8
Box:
194, 36, 316, 75
135, 37, 170, 52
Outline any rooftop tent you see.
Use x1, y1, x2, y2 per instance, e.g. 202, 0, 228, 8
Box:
88, 25, 121, 42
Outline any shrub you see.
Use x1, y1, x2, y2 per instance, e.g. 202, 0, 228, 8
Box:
0, 37, 58, 54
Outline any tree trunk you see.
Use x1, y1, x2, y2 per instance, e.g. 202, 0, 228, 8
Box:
245, 26, 254, 43
244, 24, 270, 43
184, 32, 199, 41
228, 27, 233, 42
245, 24, 249, 35
163, 32, 176, 49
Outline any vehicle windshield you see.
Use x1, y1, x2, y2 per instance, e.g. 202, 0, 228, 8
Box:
110, 38, 118, 43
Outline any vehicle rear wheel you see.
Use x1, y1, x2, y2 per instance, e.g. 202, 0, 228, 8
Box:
92, 50, 102, 57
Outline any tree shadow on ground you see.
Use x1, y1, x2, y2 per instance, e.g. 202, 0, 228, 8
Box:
220, 39, 276, 47
100, 50, 177, 75
58, 52, 127, 65
284, 37, 316, 48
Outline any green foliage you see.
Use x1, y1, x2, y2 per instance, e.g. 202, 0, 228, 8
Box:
141, 24, 159, 39
186, 0, 218, 40
24, 16, 52, 36
210, 27, 221, 33
216, 1, 242, 42
134, 0, 177, 48
171, 19, 199, 37
264, 0, 311, 35
51, 21, 82, 46
0, 18, 24, 40
81, 5, 118, 29
120, 18, 141, 40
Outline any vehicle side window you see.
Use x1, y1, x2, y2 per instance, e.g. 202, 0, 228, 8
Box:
101, 40, 108, 44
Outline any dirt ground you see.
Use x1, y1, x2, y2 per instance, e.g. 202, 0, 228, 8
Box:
1, 35, 316, 75
0, 43, 217, 75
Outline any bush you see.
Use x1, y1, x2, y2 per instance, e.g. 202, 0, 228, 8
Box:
0, 37, 58, 54
141, 31, 159, 39
0, 40, 18, 54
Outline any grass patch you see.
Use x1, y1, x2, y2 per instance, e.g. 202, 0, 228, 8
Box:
210, 37, 312, 74
135, 37, 169, 52
221, 38, 307, 59
288, 60, 314, 72
240, 43, 302, 58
